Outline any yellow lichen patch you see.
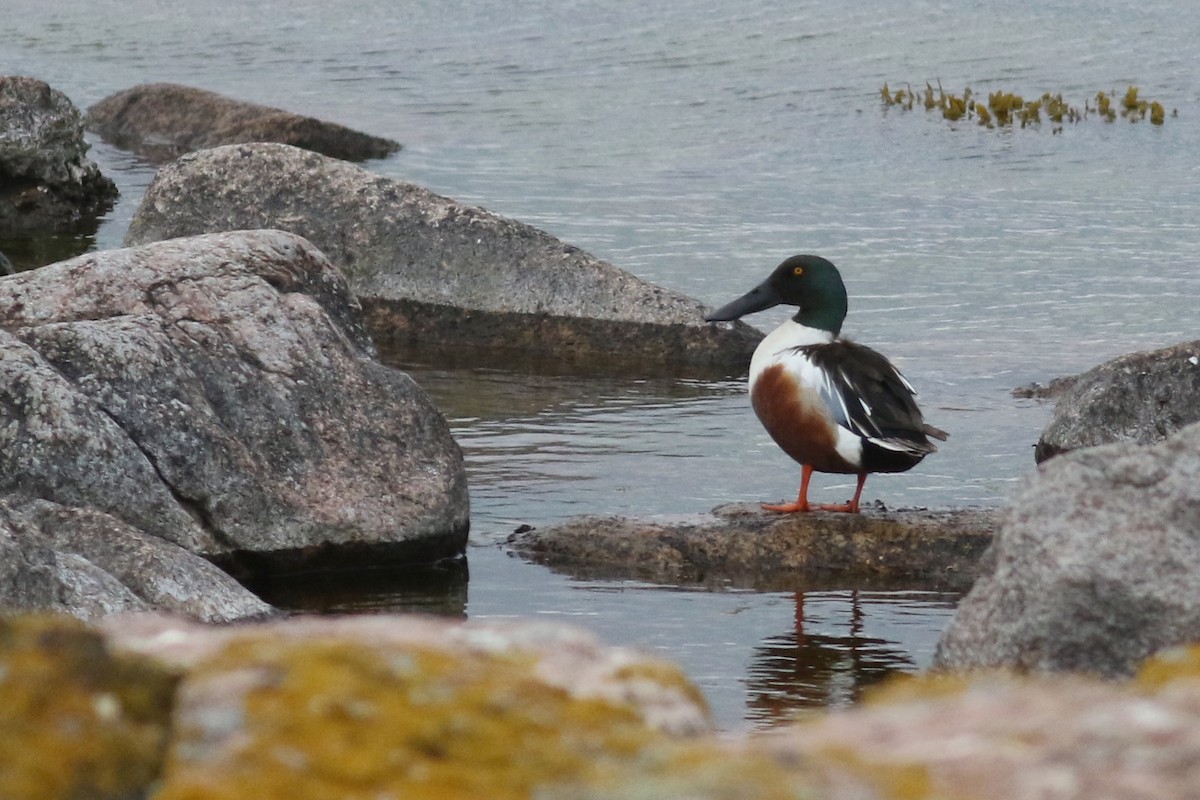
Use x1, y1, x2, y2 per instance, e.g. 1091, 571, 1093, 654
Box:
812, 745, 937, 800
570, 743, 810, 800
609, 659, 712, 717
0, 614, 177, 800
154, 639, 693, 800
856, 670, 979, 706
1134, 644, 1200, 689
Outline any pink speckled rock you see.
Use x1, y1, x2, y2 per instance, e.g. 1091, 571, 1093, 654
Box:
0, 230, 467, 596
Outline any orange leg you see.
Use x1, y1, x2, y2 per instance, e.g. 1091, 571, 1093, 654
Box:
763, 466, 867, 514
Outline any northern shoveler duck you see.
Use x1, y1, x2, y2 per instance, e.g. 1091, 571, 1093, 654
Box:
705, 255, 947, 513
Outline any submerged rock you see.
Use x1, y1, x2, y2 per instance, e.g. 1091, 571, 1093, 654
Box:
124, 142, 762, 374
936, 421, 1200, 676
0, 75, 117, 234
85, 82, 399, 162
1035, 339, 1200, 462
0, 230, 467, 590
508, 504, 996, 591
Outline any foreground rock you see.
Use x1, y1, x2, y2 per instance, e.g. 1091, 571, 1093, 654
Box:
0, 230, 467, 592
761, 655, 1200, 800
0, 75, 117, 233
0, 615, 178, 800
508, 504, 996, 591
85, 82, 399, 162
101, 613, 719, 800
1035, 339, 1200, 462
936, 421, 1200, 676
13, 611, 1200, 800
124, 143, 762, 373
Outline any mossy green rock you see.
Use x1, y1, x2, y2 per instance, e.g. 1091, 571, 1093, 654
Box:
0, 614, 176, 800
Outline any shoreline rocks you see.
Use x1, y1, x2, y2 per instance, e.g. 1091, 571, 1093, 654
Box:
1035, 339, 1200, 462
124, 142, 762, 374
0, 75, 117, 235
936, 421, 1200, 676
0, 230, 468, 607
0, 498, 273, 621
508, 503, 997, 592
85, 82, 400, 163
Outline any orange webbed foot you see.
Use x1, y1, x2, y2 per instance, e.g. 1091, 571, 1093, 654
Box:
811, 500, 861, 514
761, 501, 812, 513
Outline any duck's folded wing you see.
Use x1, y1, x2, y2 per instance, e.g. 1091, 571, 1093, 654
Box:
799, 341, 944, 454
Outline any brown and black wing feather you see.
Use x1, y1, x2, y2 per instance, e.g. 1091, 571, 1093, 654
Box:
796, 340, 947, 473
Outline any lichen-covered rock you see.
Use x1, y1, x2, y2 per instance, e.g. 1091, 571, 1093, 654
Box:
85, 82, 399, 162
760, 651, 1200, 800
102, 613, 714, 738
1035, 340, 1200, 462
509, 504, 996, 591
0, 614, 177, 800
0, 230, 468, 582
124, 142, 762, 373
0, 75, 117, 233
91, 613, 1200, 800
935, 421, 1200, 676
100, 613, 737, 800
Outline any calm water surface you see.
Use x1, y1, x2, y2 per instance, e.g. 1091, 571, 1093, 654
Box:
5, 0, 1199, 731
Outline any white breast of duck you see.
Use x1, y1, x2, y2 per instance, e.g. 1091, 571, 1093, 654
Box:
748, 318, 939, 475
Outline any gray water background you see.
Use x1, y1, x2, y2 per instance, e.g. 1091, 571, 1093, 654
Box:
4, 0, 1199, 730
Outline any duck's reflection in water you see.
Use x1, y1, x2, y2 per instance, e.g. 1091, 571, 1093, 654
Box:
745, 589, 953, 728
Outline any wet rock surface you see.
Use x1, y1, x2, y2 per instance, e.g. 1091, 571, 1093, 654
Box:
0, 230, 467, 593
0, 75, 117, 234
85, 82, 399, 162
124, 142, 762, 374
508, 504, 997, 591
1035, 339, 1200, 462
936, 421, 1200, 676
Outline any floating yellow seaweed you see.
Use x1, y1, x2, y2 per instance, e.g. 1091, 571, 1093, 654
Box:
881, 81, 1175, 131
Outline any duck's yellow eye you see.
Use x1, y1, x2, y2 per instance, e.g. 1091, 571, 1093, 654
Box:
793, 266, 804, 276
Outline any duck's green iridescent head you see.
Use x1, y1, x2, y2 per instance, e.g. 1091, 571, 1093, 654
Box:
705, 255, 849, 335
